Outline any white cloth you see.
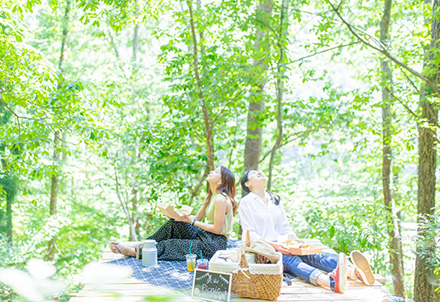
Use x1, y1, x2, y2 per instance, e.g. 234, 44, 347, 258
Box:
238, 191, 297, 243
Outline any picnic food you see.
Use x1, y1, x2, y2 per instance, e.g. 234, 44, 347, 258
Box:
280, 239, 309, 250
279, 239, 323, 255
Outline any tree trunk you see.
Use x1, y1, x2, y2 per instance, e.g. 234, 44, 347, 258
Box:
47, 130, 60, 260
114, 164, 137, 241
0, 105, 15, 243
267, 0, 288, 190
129, 187, 139, 241
244, 0, 273, 172
186, 0, 215, 170
47, 0, 70, 261
414, 1, 440, 301
132, 24, 139, 62
379, 0, 406, 297
6, 186, 14, 243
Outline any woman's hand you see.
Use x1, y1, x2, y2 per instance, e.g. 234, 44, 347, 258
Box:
163, 213, 173, 220
174, 213, 192, 224
267, 241, 291, 255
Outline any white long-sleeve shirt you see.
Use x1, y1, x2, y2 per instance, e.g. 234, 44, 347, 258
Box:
238, 191, 297, 243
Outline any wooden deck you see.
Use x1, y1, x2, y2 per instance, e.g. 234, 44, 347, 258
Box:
69, 244, 389, 302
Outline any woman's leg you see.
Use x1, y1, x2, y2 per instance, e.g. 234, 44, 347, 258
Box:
112, 220, 199, 259
156, 238, 201, 261
283, 253, 348, 293
283, 254, 322, 285
197, 231, 228, 260
299, 252, 338, 273
299, 252, 361, 282
156, 231, 227, 261
109, 241, 136, 256
147, 219, 199, 242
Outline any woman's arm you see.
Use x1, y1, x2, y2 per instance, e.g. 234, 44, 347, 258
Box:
265, 240, 291, 254
176, 196, 228, 235
193, 204, 208, 221
238, 199, 262, 243
279, 201, 298, 239
239, 201, 290, 254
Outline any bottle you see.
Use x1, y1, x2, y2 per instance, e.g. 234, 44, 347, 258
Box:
142, 239, 157, 267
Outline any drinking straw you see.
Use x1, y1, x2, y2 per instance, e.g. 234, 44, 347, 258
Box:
200, 250, 203, 260
189, 242, 193, 255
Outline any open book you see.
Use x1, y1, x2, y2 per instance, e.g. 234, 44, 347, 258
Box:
157, 203, 193, 219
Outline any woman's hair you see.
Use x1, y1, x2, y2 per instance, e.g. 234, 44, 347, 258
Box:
240, 170, 280, 205
205, 166, 238, 216
240, 171, 252, 194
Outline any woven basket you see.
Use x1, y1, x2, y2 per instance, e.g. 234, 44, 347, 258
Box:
231, 230, 283, 301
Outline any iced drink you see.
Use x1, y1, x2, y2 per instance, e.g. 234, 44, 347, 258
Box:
186, 254, 197, 271
196, 259, 208, 270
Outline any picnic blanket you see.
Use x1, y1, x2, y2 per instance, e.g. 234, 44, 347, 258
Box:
106, 239, 242, 292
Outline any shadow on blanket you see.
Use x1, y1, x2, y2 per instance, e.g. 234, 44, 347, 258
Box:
106, 239, 241, 292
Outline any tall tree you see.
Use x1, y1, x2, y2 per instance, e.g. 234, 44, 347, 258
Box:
186, 0, 215, 170
0, 103, 16, 243
244, 0, 273, 172
414, 0, 440, 301
47, 0, 71, 261
379, 0, 406, 297
268, 0, 289, 190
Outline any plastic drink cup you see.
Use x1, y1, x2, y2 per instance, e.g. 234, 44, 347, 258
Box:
186, 254, 197, 271
382, 296, 407, 302
196, 259, 208, 270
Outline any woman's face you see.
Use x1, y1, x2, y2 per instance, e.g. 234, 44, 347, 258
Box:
246, 170, 267, 191
207, 167, 222, 185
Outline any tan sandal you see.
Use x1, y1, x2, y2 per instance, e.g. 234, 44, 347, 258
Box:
135, 243, 144, 260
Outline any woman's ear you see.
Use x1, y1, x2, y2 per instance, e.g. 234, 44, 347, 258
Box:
245, 181, 251, 188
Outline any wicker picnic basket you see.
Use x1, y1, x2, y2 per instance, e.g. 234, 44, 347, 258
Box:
230, 230, 283, 301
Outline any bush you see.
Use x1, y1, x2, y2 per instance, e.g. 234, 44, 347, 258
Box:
290, 197, 389, 273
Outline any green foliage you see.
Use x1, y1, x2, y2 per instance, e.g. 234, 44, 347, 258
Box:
415, 211, 440, 276
0, 0, 438, 300
296, 197, 388, 271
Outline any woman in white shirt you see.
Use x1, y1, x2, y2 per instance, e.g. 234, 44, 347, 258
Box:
238, 170, 375, 294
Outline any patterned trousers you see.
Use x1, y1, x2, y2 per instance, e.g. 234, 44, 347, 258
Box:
144, 219, 227, 261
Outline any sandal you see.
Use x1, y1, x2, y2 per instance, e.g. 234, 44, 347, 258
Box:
135, 243, 144, 260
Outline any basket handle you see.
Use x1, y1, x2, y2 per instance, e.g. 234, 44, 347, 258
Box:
245, 228, 251, 248
239, 230, 251, 269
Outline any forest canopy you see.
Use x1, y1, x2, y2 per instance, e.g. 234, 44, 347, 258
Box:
0, 0, 439, 301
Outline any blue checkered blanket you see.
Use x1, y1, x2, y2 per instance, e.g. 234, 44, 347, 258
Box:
106, 239, 241, 292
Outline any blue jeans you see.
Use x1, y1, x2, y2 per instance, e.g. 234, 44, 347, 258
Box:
283, 252, 338, 285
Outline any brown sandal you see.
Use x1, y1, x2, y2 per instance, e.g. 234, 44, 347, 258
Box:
135, 243, 144, 260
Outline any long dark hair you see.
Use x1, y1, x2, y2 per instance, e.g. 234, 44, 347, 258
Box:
205, 166, 238, 216
240, 170, 280, 205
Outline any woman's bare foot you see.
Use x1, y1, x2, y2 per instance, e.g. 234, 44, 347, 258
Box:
109, 241, 135, 256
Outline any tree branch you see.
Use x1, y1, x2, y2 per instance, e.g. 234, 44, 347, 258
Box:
402, 70, 420, 94
325, 0, 440, 96
114, 163, 138, 241
186, 0, 215, 170
189, 164, 209, 206
268, 0, 289, 190
283, 42, 360, 66
248, 127, 320, 172
0, 98, 22, 169
209, 77, 254, 128
0, 98, 19, 120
